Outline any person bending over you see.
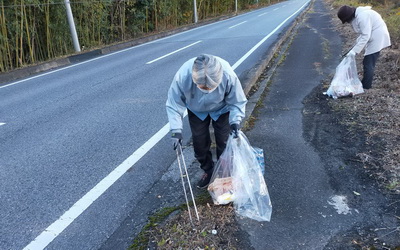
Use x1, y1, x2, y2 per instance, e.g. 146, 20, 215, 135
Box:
166, 54, 247, 189
338, 5, 391, 89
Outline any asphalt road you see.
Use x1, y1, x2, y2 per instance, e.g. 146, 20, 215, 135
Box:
0, 1, 311, 249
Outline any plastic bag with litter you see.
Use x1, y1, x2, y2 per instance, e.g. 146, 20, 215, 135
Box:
325, 55, 364, 99
207, 141, 235, 205
208, 131, 272, 221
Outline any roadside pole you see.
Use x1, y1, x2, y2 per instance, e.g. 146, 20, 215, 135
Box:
64, 0, 81, 52
193, 0, 198, 23
235, 0, 238, 14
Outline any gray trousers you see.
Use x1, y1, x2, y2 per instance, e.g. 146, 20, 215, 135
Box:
188, 109, 230, 173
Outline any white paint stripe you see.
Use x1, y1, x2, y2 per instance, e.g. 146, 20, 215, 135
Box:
23, 1, 310, 248
258, 12, 270, 17
0, 5, 269, 90
273, 8, 279, 11
0, 43, 152, 90
23, 123, 171, 250
23, 108, 188, 250
232, 0, 309, 70
228, 21, 247, 29
146, 41, 202, 64
0, 123, 5, 126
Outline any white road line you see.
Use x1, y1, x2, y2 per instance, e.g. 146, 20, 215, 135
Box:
23, 123, 171, 250
232, 0, 309, 70
258, 12, 270, 17
146, 41, 202, 64
23, 1, 310, 249
0, 123, 5, 126
228, 21, 247, 29
0, 5, 258, 90
273, 8, 279, 11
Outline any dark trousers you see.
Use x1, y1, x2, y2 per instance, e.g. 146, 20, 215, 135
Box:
188, 109, 230, 173
362, 51, 380, 89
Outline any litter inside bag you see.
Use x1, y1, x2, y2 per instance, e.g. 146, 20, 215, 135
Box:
208, 132, 272, 221
208, 177, 235, 205
325, 55, 364, 99
207, 144, 235, 205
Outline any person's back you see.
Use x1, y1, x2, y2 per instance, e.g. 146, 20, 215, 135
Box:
338, 5, 390, 89
351, 6, 391, 55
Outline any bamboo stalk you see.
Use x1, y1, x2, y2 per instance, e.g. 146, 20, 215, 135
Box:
24, 4, 34, 64
1, 1, 12, 71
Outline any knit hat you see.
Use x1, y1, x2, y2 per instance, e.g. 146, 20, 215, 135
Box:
337, 5, 356, 24
192, 54, 223, 89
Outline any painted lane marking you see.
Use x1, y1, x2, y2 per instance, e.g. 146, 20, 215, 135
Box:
232, 0, 309, 70
24, 123, 171, 250
229, 21, 247, 29
258, 12, 270, 17
0, 123, 5, 126
22, 108, 187, 250
273, 8, 279, 11
23, 1, 310, 249
146, 41, 202, 64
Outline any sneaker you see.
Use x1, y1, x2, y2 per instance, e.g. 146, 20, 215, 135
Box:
196, 171, 213, 189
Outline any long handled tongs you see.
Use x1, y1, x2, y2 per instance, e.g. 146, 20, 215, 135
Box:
175, 144, 200, 224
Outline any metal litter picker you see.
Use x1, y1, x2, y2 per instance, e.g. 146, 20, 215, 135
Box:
175, 144, 200, 224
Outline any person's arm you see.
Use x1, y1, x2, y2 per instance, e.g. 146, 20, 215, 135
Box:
223, 68, 247, 125
166, 73, 187, 134
352, 13, 372, 54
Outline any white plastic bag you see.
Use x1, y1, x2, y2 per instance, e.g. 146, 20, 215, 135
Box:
208, 131, 272, 221
326, 55, 364, 99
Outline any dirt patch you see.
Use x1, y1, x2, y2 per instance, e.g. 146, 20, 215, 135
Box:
145, 203, 246, 249
130, 193, 249, 249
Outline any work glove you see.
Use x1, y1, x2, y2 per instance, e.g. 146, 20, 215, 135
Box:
171, 132, 182, 150
230, 123, 239, 138
346, 50, 356, 57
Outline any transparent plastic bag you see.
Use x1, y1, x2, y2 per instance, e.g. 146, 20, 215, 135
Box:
208, 131, 272, 221
253, 147, 265, 175
207, 139, 235, 205
326, 55, 364, 99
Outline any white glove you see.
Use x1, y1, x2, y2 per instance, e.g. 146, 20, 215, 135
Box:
346, 50, 356, 57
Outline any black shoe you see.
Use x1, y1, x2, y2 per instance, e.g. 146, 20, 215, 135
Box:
196, 170, 213, 189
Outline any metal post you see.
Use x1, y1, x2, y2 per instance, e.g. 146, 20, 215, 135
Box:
64, 0, 81, 52
235, 0, 238, 14
193, 0, 198, 23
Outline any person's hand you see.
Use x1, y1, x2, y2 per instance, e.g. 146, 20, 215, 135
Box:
346, 50, 356, 57
230, 124, 239, 138
171, 132, 182, 150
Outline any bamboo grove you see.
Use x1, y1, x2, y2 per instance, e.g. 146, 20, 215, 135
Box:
0, 0, 278, 73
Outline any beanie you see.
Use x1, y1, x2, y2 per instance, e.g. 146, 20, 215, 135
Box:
337, 5, 356, 24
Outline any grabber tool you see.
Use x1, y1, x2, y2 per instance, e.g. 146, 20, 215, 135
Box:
175, 144, 200, 224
